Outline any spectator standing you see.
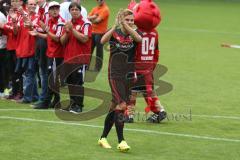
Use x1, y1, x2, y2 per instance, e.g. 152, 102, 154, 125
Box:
88, 0, 109, 71
60, 2, 92, 113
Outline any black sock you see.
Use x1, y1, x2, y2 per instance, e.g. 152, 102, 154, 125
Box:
114, 110, 125, 143
101, 110, 115, 138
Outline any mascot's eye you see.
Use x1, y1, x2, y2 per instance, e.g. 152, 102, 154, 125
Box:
136, 6, 140, 13
150, 4, 155, 9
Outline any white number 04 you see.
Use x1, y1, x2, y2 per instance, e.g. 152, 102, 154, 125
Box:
142, 37, 155, 55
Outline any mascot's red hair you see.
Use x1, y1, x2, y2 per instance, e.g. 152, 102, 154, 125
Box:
128, 0, 161, 31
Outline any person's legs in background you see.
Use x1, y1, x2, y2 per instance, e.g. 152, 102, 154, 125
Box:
34, 37, 48, 106
95, 33, 104, 71
21, 57, 39, 103
66, 65, 85, 113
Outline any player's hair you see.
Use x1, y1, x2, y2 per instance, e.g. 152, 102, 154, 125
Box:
68, 2, 81, 12
121, 9, 133, 17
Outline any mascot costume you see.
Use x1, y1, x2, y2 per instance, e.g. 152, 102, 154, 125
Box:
126, 0, 167, 123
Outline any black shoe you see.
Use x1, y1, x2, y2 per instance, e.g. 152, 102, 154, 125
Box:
158, 111, 167, 122
147, 111, 167, 123
124, 116, 134, 123
49, 99, 61, 108
69, 105, 82, 114
32, 102, 49, 109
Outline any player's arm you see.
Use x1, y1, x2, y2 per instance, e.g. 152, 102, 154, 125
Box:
72, 23, 90, 43
60, 22, 71, 45
121, 22, 142, 42
101, 15, 118, 44
12, 20, 19, 35
28, 30, 47, 39
88, 14, 98, 21
60, 32, 69, 45
47, 31, 59, 42
90, 16, 102, 24
37, 32, 47, 39
47, 24, 64, 42
88, 9, 98, 22
100, 25, 116, 44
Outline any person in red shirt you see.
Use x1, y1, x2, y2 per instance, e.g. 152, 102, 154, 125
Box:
1, 0, 22, 100
13, 0, 40, 103
125, 0, 167, 123
31, 0, 49, 108
60, 2, 92, 113
130, 28, 167, 122
29, 1, 65, 109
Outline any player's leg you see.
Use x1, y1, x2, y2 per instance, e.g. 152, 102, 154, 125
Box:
115, 101, 130, 152
124, 90, 136, 123
98, 102, 116, 149
144, 73, 167, 123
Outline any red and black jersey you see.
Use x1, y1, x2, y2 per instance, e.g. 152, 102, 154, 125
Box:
46, 15, 65, 58
134, 29, 159, 73
108, 28, 139, 79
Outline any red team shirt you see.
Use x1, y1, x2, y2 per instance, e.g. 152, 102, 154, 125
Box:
134, 29, 159, 73
47, 15, 65, 58
3, 13, 22, 50
16, 13, 39, 58
63, 16, 92, 65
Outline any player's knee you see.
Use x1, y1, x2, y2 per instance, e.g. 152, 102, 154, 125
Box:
116, 102, 127, 110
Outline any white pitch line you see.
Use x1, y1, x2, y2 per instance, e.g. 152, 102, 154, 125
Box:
0, 116, 240, 143
160, 27, 240, 36
0, 109, 240, 121
192, 114, 240, 120
0, 109, 54, 112
138, 111, 240, 120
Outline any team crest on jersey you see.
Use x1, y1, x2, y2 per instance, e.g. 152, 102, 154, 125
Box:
52, 24, 57, 31
76, 25, 81, 30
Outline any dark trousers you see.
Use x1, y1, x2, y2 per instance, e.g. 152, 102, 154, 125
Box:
0, 49, 15, 92
45, 57, 63, 104
11, 58, 24, 95
0, 49, 7, 92
6, 50, 16, 84
35, 37, 48, 101
65, 65, 86, 107
91, 33, 104, 71
15, 57, 38, 102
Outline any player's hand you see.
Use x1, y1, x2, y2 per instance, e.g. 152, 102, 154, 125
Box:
23, 14, 31, 27
24, 20, 31, 27
39, 20, 49, 32
9, 12, 18, 23
28, 30, 38, 36
64, 21, 73, 33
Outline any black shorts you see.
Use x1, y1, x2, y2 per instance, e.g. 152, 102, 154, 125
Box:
109, 78, 131, 105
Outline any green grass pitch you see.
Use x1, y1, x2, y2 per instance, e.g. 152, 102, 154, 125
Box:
0, 0, 240, 159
